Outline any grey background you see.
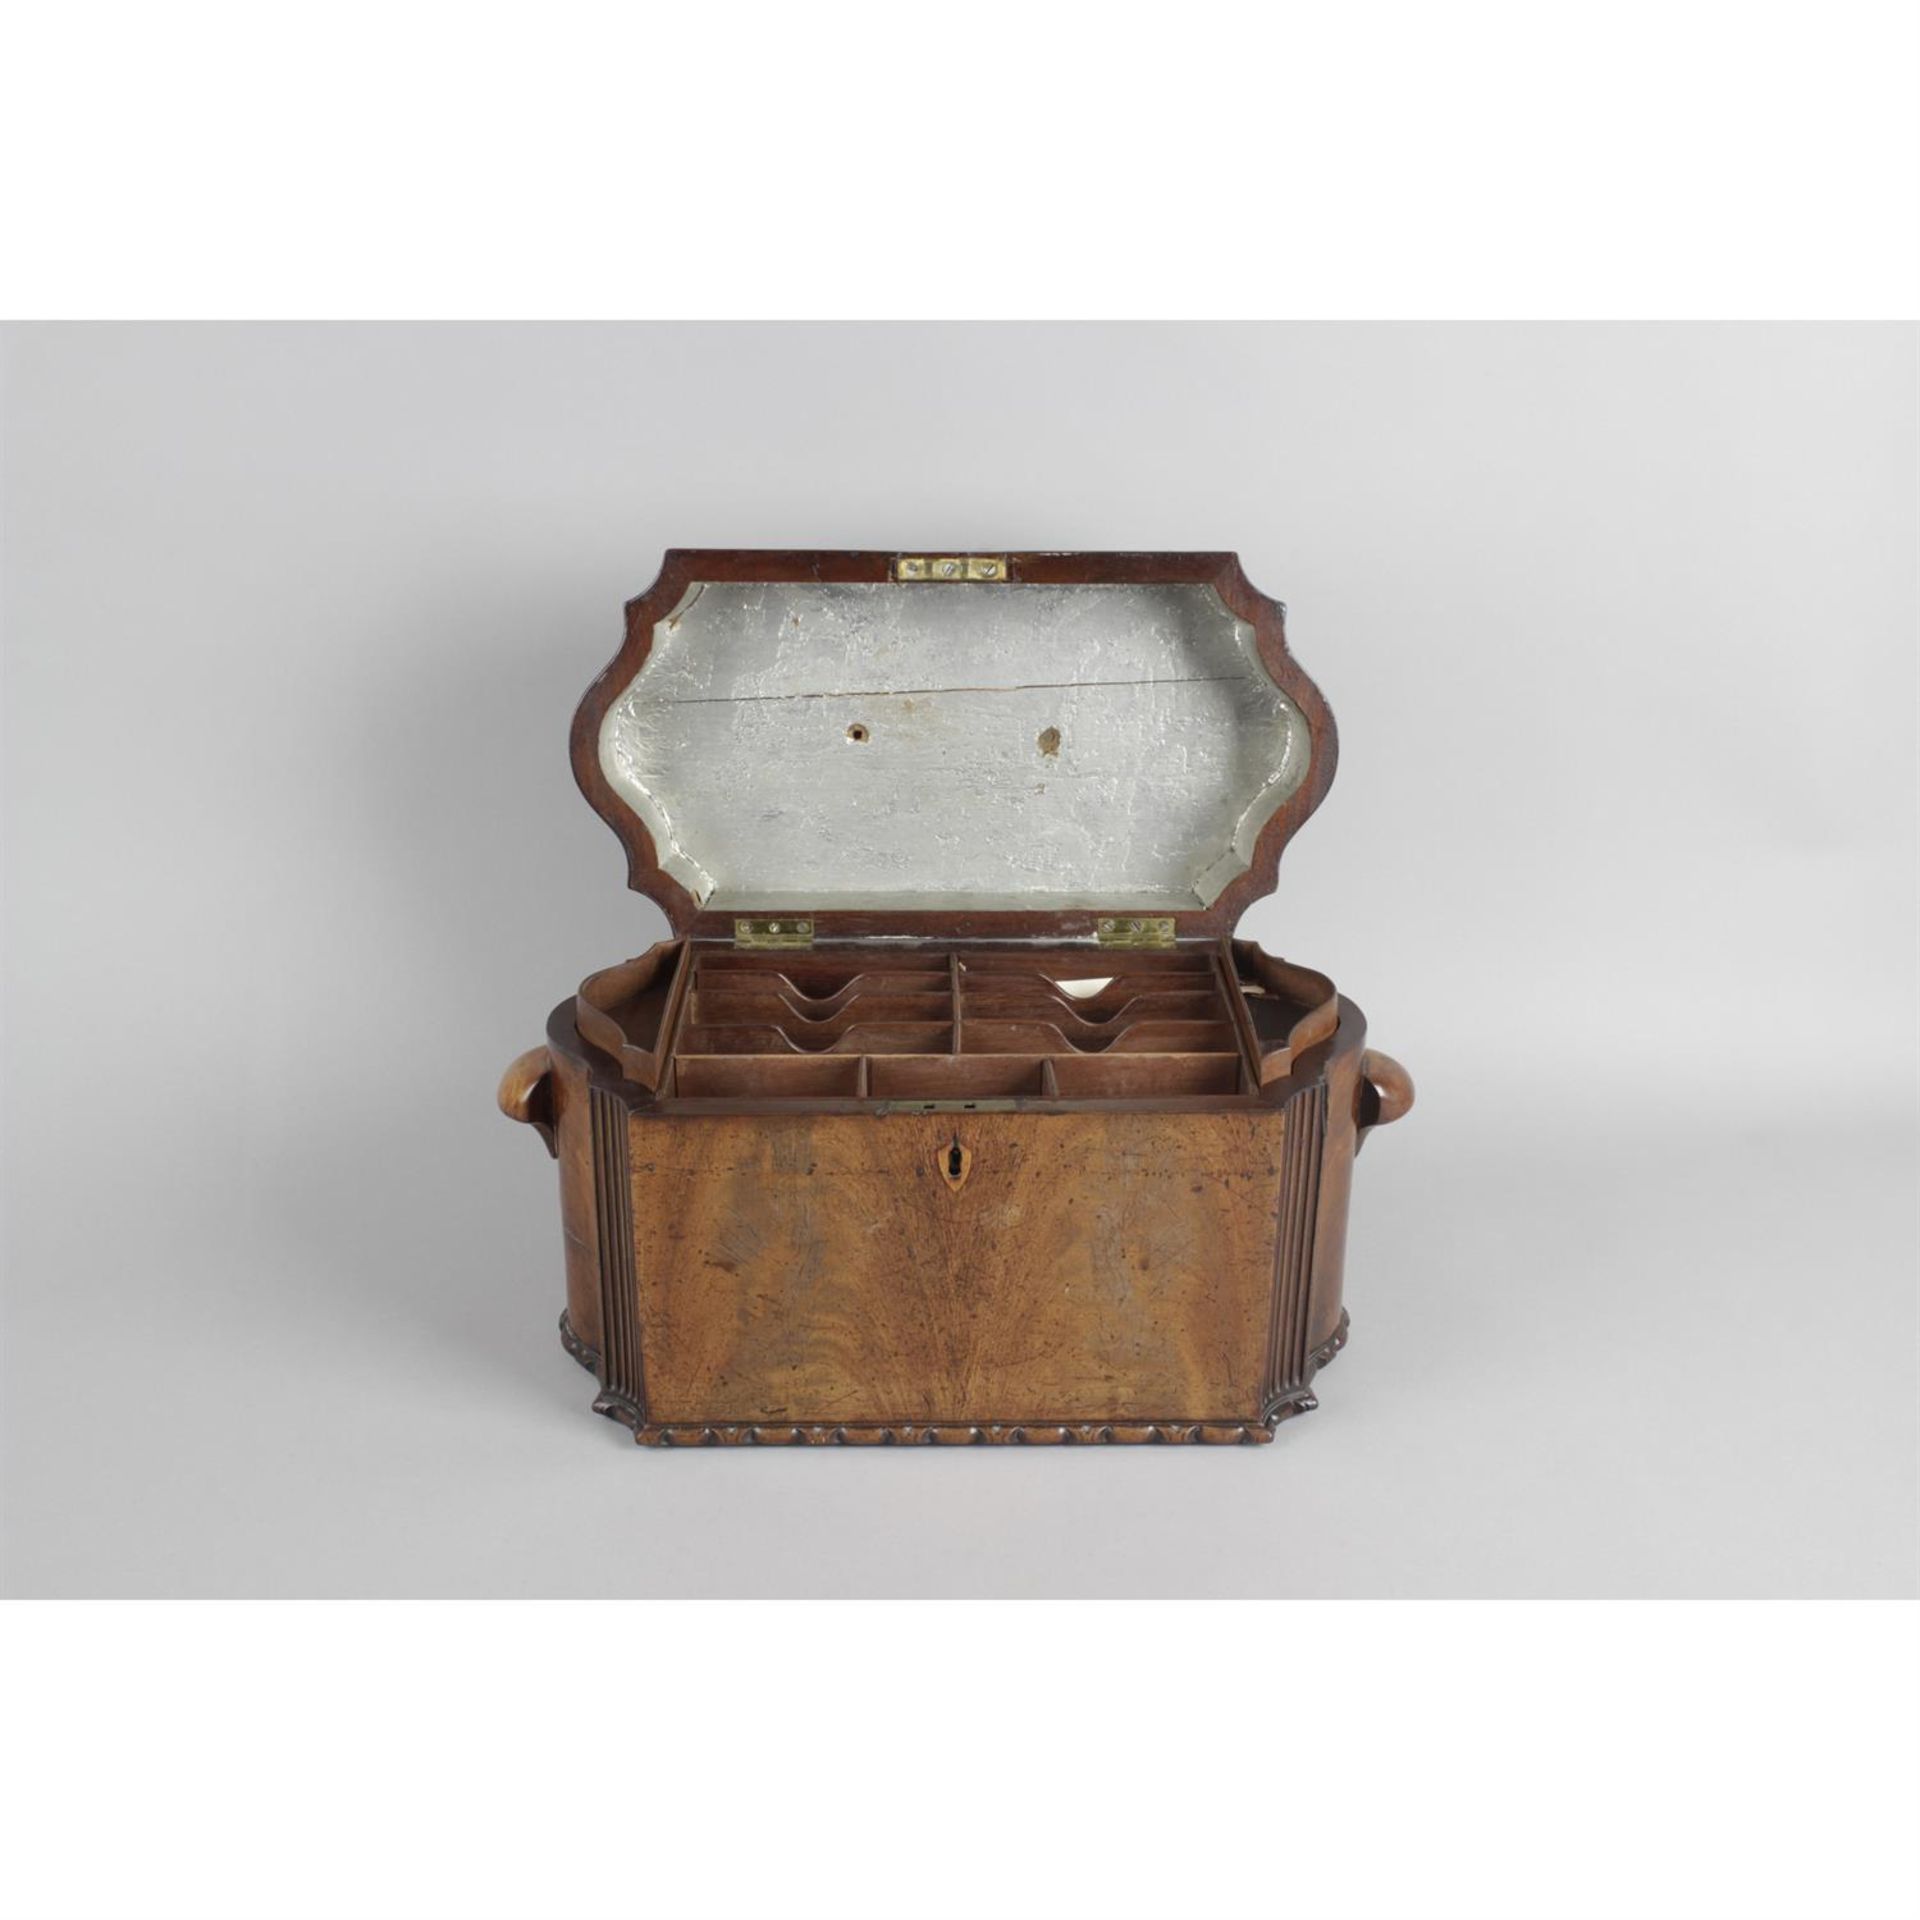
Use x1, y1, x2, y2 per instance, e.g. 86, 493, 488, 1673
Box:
2, 323, 1913, 1598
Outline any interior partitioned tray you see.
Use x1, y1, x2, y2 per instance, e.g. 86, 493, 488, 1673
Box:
693, 955, 949, 997
959, 947, 1215, 974
959, 1018, 1242, 1056
869, 1054, 1243, 1101
1047, 1053, 1242, 1098
574, 942, 693, 1090
959, 984, 1226, 1023
635, 940, 1294, 1101
956, 955, 1241, 1059
676, 1021, 955, 1057
1227, 942, 1340, 1084
669, 1051, 1246, 1102
685, 989, 954, 1030
672, 1054, 868, 1099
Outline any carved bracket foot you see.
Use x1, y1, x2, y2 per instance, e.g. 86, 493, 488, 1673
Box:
559, 1309, 600, 1374
1258, 1308, 1351, 1431
591, 1386, 647, 1437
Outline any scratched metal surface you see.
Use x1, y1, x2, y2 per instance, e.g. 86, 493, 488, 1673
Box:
599, 581, 1309, 911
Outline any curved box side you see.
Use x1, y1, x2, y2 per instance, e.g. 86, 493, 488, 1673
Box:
548, 1020, 603, 1363
1307, 1000, 1368, 1359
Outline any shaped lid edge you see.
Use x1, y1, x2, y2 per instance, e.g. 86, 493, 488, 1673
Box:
569, 550, 1337, 941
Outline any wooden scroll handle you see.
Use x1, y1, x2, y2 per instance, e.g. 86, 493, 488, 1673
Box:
498, 1046, 557, 1157
1356, 1050, 1413, 1151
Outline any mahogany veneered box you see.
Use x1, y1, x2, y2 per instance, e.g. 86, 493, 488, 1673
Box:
499, 550, 1412, 1445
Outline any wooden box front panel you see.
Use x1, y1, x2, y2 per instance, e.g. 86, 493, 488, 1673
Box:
619, 1108, 1290, 1430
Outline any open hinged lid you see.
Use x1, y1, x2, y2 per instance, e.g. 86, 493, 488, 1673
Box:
572, 551, 1336, 945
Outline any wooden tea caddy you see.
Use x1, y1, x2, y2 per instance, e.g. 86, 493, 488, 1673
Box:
500, 550, 1412, 1445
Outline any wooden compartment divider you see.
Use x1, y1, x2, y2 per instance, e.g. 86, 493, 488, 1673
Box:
576, 939, 1336, 1103
1227, 941, 1340, 1085
574, 939, 694, 1091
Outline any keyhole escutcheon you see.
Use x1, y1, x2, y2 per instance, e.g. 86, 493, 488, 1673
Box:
939, 1138, 973, 1193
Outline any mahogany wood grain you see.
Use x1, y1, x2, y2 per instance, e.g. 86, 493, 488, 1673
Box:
623, 1107, 1285, 1429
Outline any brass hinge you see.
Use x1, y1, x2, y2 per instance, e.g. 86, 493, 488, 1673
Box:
734, 916, 815, 950
1096, 916, 1177, 950
894, 555, 1008, 582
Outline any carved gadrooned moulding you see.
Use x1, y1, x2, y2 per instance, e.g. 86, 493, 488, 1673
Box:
561, 1311, 1352, 1447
